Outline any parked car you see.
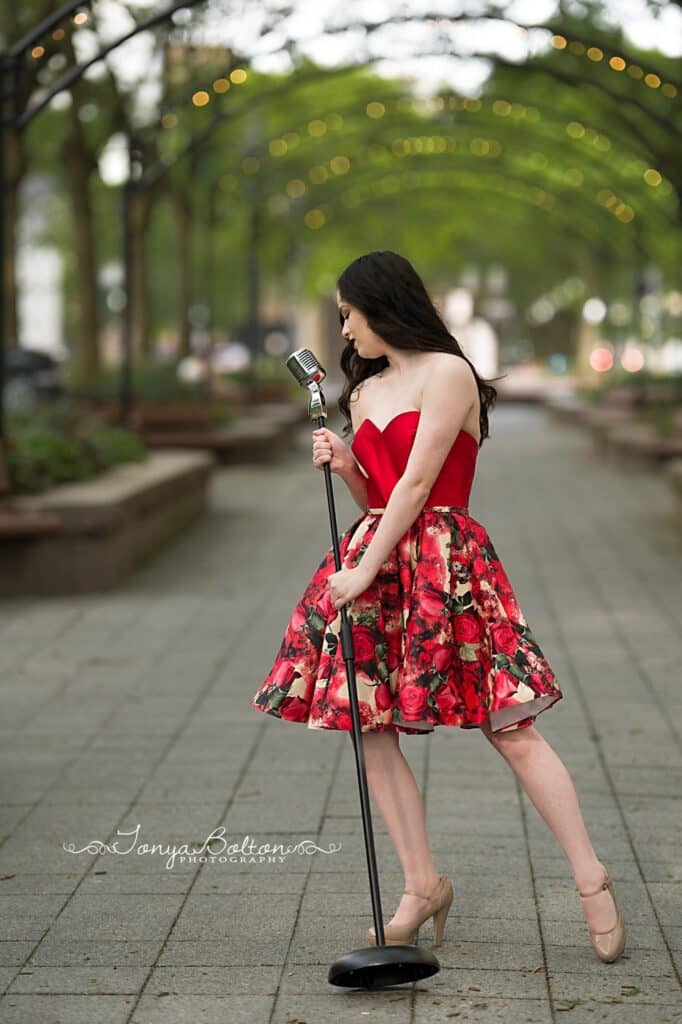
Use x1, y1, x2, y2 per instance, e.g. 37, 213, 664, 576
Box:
4, 348, 64, 411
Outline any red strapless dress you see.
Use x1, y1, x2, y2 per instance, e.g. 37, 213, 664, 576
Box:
250, 410, 562, 735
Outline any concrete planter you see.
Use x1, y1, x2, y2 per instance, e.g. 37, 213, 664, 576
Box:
0, 450, 215, 596
138, 401, 309, 464
602, 421, 682, 464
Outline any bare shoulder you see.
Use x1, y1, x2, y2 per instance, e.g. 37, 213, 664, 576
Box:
429, 350, 475, 378
422, 352, 478, 399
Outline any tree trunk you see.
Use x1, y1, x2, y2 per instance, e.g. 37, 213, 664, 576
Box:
60, 29, 102, 386
130, 189, 152, 361
2, 130, 24, 348
63, 132, 100, 385
171, 190, 192, 359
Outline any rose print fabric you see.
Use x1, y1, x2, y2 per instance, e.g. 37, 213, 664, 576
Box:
250, 412, 563, 735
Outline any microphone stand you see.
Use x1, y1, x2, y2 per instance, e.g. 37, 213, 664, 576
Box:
302, 379, 440, 990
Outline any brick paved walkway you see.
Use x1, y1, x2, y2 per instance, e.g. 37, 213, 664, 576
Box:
1, 403, 680, 1023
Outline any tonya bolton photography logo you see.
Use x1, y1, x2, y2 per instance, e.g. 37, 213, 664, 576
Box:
63, 824, 342, 871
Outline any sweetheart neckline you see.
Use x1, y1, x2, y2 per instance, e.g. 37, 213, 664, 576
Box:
354, 409, 479, 449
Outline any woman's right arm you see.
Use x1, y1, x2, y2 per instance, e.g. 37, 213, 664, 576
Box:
336, 457, 369, 511
311, 383, 370, 510
312, 427, 369, 511
311, 391, 369, 512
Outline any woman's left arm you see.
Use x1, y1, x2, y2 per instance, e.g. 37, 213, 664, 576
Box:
328, 355, 477, 610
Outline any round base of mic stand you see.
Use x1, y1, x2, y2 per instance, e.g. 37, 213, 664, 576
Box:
328, 943, 440, 990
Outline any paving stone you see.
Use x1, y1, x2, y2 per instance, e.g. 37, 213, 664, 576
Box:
413, 995, 553, 1023
272, 989, 413, 1022
44, 894, 185, 941
548, 970, 682, 1004
27, 940, 162, 966
129, 993, 275, 1022
6, 965, 149, 994
0, 943, 35, 967
145, 964, 281, 994
549, 1006, 682, 1024
0, 993, 134, 1023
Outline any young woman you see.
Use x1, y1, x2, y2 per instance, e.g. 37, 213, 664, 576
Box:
250, 250, 625, 964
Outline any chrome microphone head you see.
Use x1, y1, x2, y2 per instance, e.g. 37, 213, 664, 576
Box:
285, 348, 327, 420
286, 348, 327, 388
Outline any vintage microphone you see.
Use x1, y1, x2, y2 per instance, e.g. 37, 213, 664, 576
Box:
286, 347, 440, 990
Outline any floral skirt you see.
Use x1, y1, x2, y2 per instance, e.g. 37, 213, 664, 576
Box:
250, 506, 563, 735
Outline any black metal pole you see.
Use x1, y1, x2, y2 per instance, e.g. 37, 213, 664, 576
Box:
14, 0, 207, 131
0, 56, 8, 443
246, 193, 261, 360
312, 410, 386, 949
120, 158, 135, 426
204, 179, 217, 401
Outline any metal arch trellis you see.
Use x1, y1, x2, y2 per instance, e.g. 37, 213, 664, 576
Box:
102, 62, 677, 393
147, 76, 674, 249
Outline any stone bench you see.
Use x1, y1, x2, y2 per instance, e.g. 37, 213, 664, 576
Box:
602, 422, 682, 463
138, 401, 308, 464
0, 450, 215, 596
0, 508, 62, 539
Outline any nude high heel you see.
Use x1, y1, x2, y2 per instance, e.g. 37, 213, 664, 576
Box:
367, 874, 454, 947
577, 869, 626, 963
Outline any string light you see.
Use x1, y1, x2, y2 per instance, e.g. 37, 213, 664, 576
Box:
213, 78, 230, 93
192, 91, 210, 107
229, 68, 247, 84
31, 46, 45, 59
215, 89, 659, 239
330, 155, 350, 174
304, 209, 325, 229
566, 121, 585, 139
552, 38, 676, 99
286, 179, 306, 198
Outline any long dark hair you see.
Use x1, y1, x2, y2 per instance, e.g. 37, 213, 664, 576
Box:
336, 251, 504, 447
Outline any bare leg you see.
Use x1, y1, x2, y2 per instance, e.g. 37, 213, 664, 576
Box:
480, 720, 618, 933
358, 730, 441, 929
